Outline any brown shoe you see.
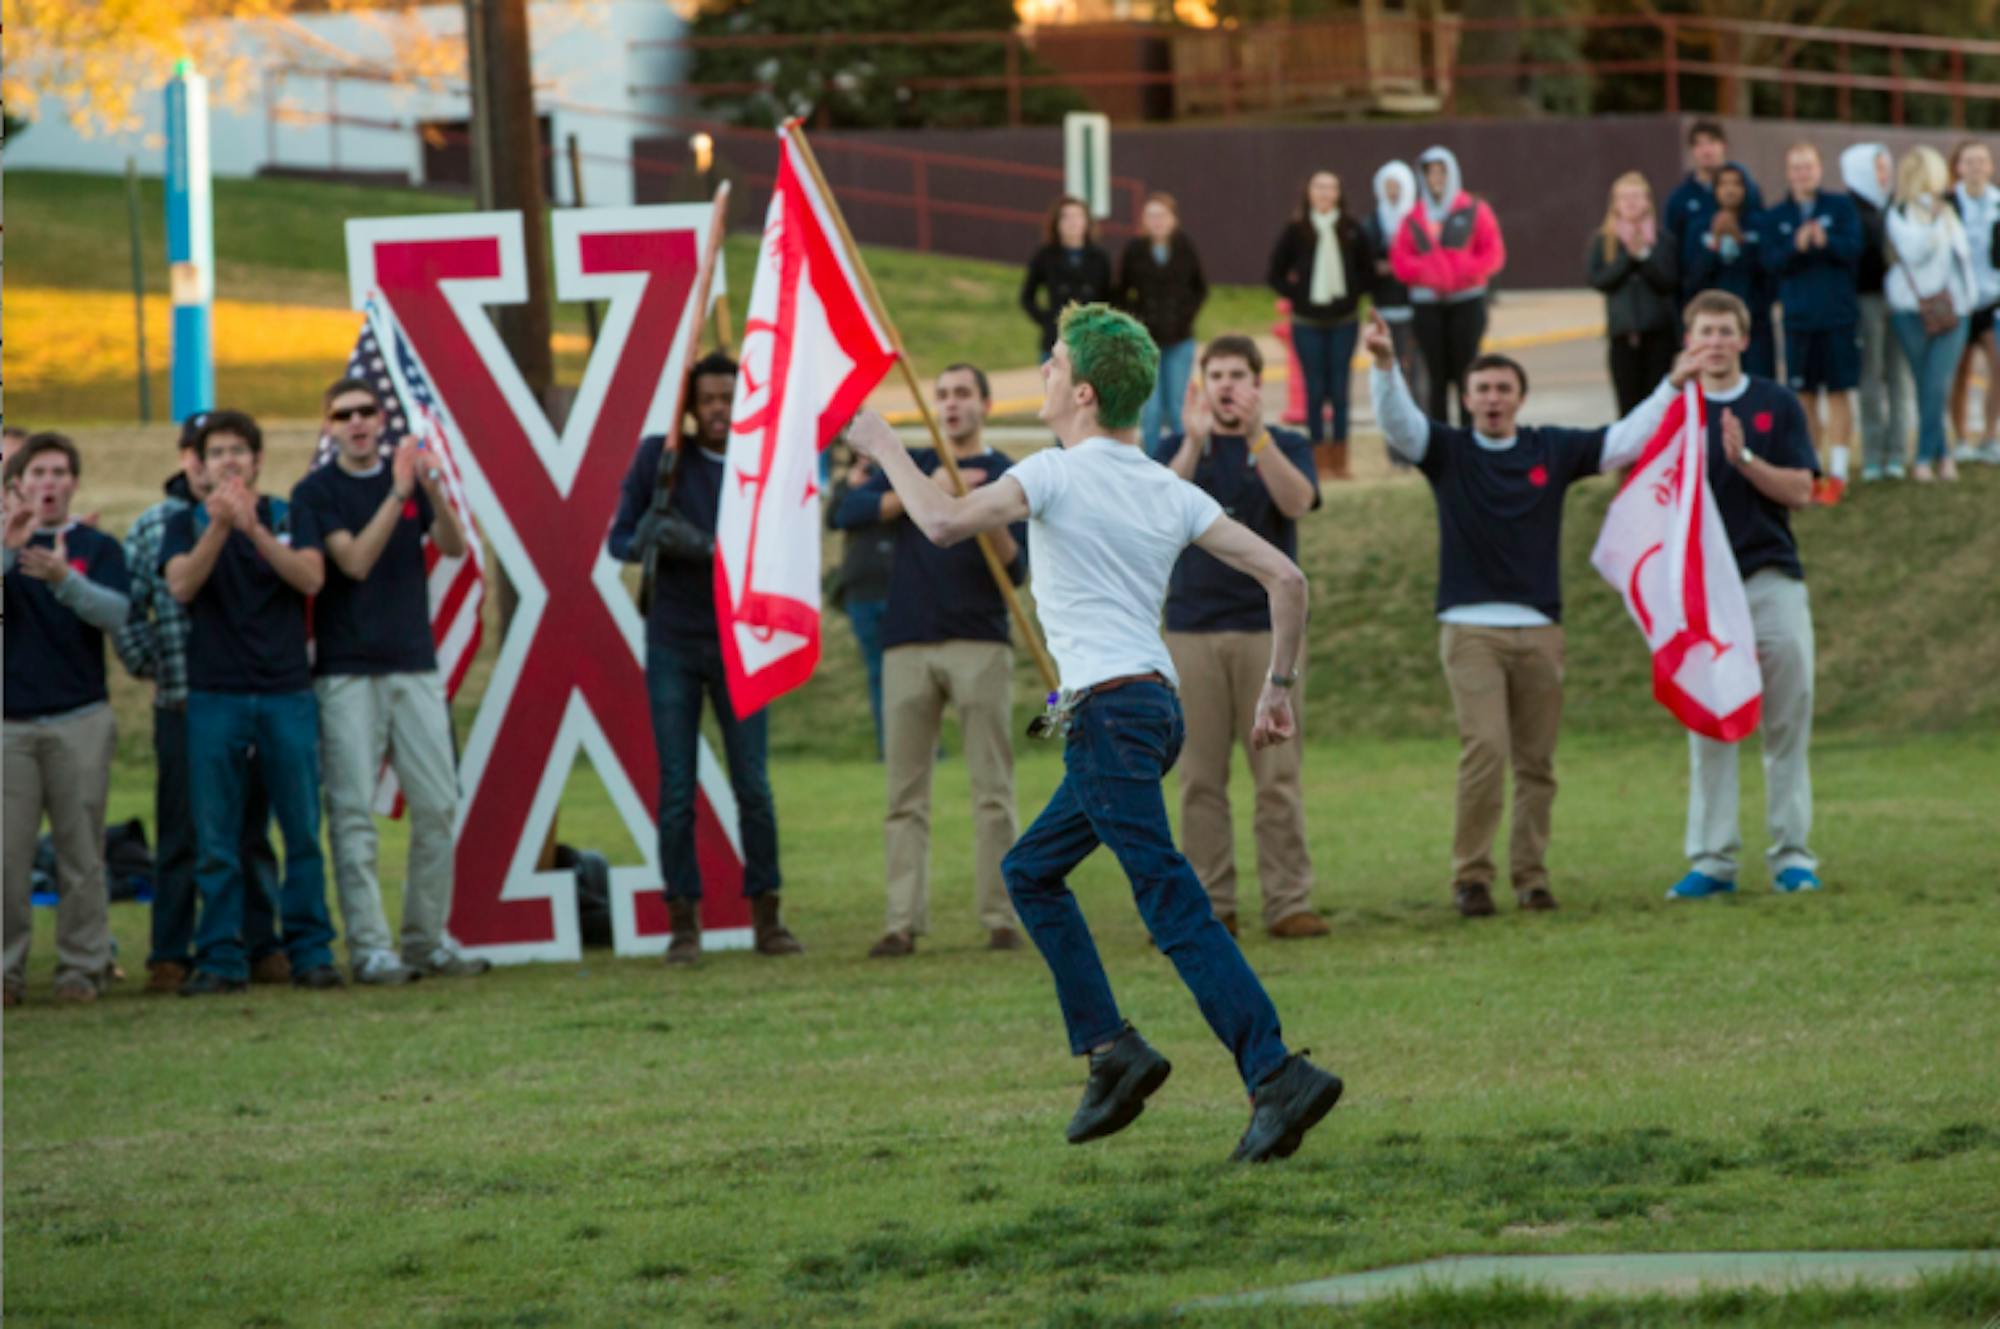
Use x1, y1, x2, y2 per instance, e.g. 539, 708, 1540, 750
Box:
1218, 911, 1239, 938
987, 926, 1024, 951
1268, 910, 1331, 939
249, 951, 292, 985
3, 987, 20, 1008
1518, 887, 1559, 912
664, 897, 701, 967
1328, 441, 1352, 480
868, 931, 916, 958
1453, 882, 1497, 918
53, 975, 99, 1004
147, 961, 190, 994
751, 893, 804, 957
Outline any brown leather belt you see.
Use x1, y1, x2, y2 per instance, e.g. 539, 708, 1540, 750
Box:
1079, 671, 1171, 699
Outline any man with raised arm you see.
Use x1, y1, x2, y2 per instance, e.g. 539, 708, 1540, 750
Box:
845, 303, 1342, 1165
1363, 310, 1699, 919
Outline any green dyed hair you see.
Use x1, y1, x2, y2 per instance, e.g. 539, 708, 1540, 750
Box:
1057, 302, 1158, 431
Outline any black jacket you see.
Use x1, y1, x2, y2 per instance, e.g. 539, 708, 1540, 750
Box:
1586, 234, 1679, 338
1266, 215, 1375, 324
1360, 214, 1411, 311
1852, 194, 1889, 297
1114, 233, 1208, 347
1020, 243, 1115, 355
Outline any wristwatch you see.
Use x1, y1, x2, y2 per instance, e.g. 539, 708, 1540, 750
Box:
1268, 671, 1297, 689
1738, 447, 1759, 468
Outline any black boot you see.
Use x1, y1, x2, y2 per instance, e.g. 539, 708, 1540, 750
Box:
1066, 1025, 1172, 1145
1231, 1053, 1343, 1163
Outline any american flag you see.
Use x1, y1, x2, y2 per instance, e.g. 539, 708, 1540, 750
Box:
315, 293, 487, 817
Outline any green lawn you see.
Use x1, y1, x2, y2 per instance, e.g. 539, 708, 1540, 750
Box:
5, 733, 1998, 1327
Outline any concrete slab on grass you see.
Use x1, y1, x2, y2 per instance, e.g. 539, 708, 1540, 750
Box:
1184, 1250, 2000, 1310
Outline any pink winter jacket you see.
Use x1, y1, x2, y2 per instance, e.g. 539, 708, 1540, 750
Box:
1390, 191, 1507, 302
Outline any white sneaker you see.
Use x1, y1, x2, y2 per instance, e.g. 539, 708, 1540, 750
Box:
1977, 441, 2000, 465
353, 949, 420, 985
1885, 462, 1907, 480
404, 943, 492, 978
1952, 443, 1980, 463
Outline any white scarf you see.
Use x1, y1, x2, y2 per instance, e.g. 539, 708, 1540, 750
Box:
1309, 209, 1346, 305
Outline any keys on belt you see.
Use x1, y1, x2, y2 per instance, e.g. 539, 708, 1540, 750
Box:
1025, 672, 1172, 740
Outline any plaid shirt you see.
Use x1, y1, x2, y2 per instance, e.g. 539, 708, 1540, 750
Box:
115, 489, 193, 707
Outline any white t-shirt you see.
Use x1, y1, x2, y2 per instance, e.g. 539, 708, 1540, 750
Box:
1007, 437, 1223, 693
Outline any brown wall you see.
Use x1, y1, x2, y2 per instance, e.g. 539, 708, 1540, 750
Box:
639, 114, 1971, 292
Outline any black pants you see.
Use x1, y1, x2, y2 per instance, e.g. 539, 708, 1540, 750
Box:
1608, 329, 1679, 416
1414, 300, 1489, 425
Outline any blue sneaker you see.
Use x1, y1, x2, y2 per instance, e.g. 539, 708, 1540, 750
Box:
1774, 867, 1822, 894
1666, 871, 1736, 901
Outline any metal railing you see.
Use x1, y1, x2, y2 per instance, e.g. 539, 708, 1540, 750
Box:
629, 15, 2000, 128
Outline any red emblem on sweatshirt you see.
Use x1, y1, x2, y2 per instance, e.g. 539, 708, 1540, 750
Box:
1528, 464, 1549, 488
403, 499, 420, 520
1753, 411, 1774, 434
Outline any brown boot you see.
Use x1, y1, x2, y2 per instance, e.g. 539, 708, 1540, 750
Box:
1518, 887, 1559, 912
751, 894, 804, 956
1328, 441, 1351, 480
147, 961, 190, 994
987, 926, 1024, 952
1314, 443, 1339, 479
249, 951, 292, 984
1453, 882, 1497, 918
1269, 910, 1331, 939
664, 897, 701, 966
868, 931, 915, 958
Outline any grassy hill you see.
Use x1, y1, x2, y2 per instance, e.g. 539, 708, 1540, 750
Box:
5, 170, 1274, 424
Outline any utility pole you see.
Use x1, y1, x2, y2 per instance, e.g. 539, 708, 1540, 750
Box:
463, 0, 553, 404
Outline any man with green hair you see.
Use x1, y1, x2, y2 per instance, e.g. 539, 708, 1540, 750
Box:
846, 303, 1343, 1163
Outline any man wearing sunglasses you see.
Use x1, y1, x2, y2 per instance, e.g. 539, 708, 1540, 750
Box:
290, 378, 483, 984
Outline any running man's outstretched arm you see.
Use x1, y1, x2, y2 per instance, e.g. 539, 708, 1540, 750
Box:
1192, 514, 1307, 750
846, 410, 1028, 548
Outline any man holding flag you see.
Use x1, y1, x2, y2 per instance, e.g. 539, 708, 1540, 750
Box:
1363, 311, 1700, 918
292, 377, 488, 982
847, 304, 1344, 1164
1652, 291, 1822, 899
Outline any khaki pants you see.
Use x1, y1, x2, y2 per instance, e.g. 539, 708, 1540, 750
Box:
316, 672, 459, 961
4, 705, 117, 992
1439, 624, 1565, 894
882, 641, 1018, 936
1164, 630, 1313, 928
1687, 571, 1817, 880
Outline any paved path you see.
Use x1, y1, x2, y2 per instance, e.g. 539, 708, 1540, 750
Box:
1181, 1249, 2000, 1310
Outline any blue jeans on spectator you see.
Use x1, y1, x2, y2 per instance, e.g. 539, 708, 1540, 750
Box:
646, 636, 781, 901
149, 705, 281, 967
187, 690, 335, 981
844, 597, 889, 759
1290, 319, 1360, 443
1889, 312, 1971, 465
1141, 337, 1197, 449
1001, 682, 1289, 1090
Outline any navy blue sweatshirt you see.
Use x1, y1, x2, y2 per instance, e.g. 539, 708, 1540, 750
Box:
4, 525, 130, 718
1762, 190, 1863, 331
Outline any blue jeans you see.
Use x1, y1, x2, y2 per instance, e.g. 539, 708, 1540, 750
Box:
187, 691, 334, 980
845, 597, 889, 759
1889, 312, 1972, 465
148, 705, 281, 967
1141, 337, 1197, 449
646, 637, 780, 901
1290, 320, 1360, 442
1001, 683, 1289, 1090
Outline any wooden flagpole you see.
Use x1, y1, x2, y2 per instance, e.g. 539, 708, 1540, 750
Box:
781, 120, 1060, 696
661, 182, 733, 458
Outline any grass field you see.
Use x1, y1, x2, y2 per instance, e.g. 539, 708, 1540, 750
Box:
8, 168, 2000, 1326
4, 170, 1273, 425
5, 732, 1999, 1327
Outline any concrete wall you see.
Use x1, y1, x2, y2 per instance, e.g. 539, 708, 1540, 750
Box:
4, 0, 686, 209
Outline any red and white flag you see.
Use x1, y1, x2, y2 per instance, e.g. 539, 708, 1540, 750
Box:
1590, 383, 1762, 742
316, 293, 486, 815
715, 124, 899, 717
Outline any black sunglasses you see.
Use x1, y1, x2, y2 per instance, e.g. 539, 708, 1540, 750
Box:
330, 404, 380, 423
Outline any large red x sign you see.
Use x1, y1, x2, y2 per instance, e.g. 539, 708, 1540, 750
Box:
345, 208, 749, 962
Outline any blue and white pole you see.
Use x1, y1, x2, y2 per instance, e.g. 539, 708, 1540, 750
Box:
165, 59, 215, 419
